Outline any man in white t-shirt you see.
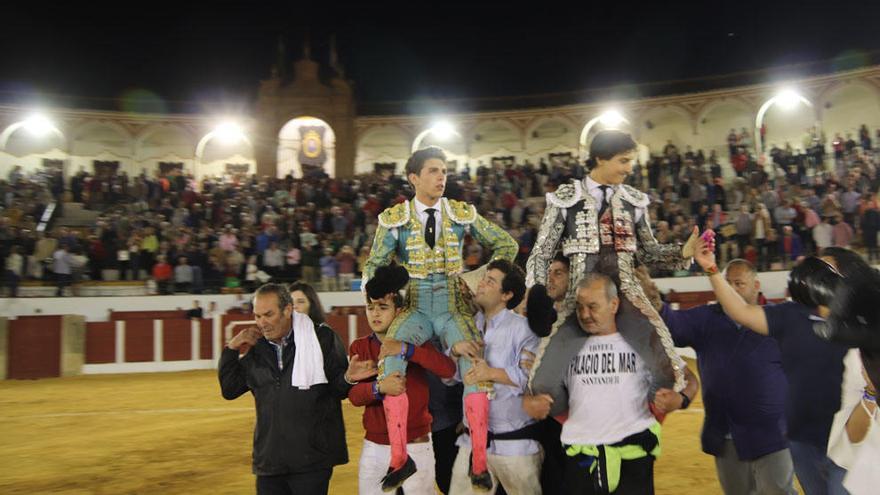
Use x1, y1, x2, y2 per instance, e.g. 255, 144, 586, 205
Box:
524, 272, 696, 494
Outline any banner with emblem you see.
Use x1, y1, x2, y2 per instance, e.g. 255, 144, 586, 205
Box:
298, 126, 327, 168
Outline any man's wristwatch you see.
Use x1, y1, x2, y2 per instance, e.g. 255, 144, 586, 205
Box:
679, 392, 692, 410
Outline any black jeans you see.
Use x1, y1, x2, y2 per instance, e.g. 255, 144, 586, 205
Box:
256, 468, 332, 495
55, 273, 72, 296
539, 418, 567, 494
564, 452, 654, 495
4, 270, 20, 297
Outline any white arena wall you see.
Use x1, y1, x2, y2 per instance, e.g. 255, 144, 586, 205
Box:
0, 269, 797, 324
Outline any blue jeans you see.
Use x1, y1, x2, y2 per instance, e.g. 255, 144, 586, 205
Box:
789, 440, 849, 495
379, 275, 484, 395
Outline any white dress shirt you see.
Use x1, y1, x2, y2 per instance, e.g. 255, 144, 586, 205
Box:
390, 198, 443, 242
560, 176, 645, 223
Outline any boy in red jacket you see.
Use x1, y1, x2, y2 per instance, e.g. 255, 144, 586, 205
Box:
349, 265, 457, 494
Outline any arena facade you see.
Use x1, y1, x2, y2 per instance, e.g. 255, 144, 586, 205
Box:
1, 49, 878, 182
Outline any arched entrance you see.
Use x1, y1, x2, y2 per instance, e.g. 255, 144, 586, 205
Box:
277, 116, 336, 178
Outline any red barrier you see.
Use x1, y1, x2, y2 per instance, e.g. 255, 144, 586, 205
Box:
200, 319, 213, 360
85, 322, 115, 364
666, 290, 716, 309
162, 319, 191, 361
8, 316, 62, 379
221, 313, 254, 350
355, 313, 371, 340
125, 320, 153, 362
324, 315, 349, 348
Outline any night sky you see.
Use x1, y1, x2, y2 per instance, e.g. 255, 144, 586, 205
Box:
1, 1, 878, 115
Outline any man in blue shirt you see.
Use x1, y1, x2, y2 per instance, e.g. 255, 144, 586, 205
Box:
694, 238, 849, 495
450, 259, 542, 494
652, 260, 795, 494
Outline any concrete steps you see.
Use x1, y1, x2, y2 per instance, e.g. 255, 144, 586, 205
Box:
54, 202, 102, 227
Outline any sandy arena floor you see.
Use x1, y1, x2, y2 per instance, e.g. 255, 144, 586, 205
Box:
0, 365, 728, 494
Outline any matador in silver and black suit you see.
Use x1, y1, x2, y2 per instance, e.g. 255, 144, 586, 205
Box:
526, 176, 693, 416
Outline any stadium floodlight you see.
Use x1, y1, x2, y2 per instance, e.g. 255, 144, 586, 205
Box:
598, 110, 625, 128
23, 114, 55, 137
194, 121, 252, 183
775, 89, 803, 110
213, 122, 245, 144
430, 121, 456, 141
412, 120, 461, 152
0, 113, 65, 151
212, 122, 246, 144
755, 88, 814, 156
579, 110, 630, 159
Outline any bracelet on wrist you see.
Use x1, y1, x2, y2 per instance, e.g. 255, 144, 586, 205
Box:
679, 391, 692, 410
704, 264, 719, 276
372, 381, 384, 400
864, 388, 877, 403
343, 372, 357, 385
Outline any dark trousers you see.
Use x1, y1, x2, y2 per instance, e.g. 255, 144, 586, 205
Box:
736, 234, 751, 257
55, 273, 72, 296
157, 279, 172, 295
432, 424, 460, 494
4, 270, 20, 297
564, 453, 654, 495
118, 260, 131, 280
256, 468, 332, 495
539, 418, 567, 494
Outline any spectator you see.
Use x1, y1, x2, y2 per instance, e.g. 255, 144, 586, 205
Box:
814, 216, 834, 252
735, 205, 753, 256
841, 187, 861, 227
779, 226, 804, 268
4, 245, 23, 297
52, 244, 74, 296
753, 205, 772, 270
832, 215, 855, 248
262, 241, 284, 278
174, 256, 193, 293
244, 255, 260, 292
301, 244, 321, 285
152, 255, 173, 295
33, 232, 57, 281
336, 245, 356, 291
320, 247, 339, 292
185, 300, 203, 319
285, 244, 302, 281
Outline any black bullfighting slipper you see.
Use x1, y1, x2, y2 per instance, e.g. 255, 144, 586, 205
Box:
526, 283, 557, 337
380, 455, 416, 492
468, 453, 493, 492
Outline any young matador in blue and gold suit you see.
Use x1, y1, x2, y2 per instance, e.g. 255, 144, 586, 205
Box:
363, 147, 517, 492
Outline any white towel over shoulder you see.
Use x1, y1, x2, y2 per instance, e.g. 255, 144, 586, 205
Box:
291, 311, 328, 389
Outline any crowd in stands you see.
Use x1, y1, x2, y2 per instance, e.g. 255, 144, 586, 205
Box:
1, 124, 879, 296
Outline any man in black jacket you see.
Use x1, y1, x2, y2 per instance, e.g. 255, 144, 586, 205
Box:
219, 283, 377, 494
